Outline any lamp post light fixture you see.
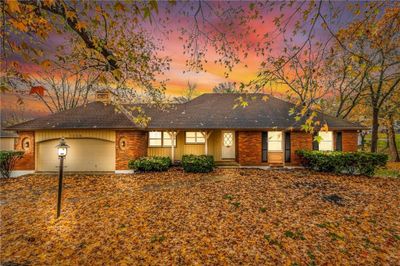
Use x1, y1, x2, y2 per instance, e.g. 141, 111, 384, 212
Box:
56, 138, 69, 218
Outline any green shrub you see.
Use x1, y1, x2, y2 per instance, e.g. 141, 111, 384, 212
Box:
295, 150, 388, 176
181, 154, 214, 173
0, 151, 24, 178
128, 156, 171, 172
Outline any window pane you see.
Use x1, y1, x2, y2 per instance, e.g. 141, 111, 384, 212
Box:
186, 132, 204, 143
186, 132, 196, 138
163, 138, 172, 146
163, 132, 171, 140
162, 132, 176, 147
268, 131, 282, 141
196, 136, 205, 143
149, 131, 162, 138
268, 131, 282, 151
268, 142, 282, 151
319, 142, 333, 151
186, 137, 197, 143
149, 139, 162, 146
223, 132, 233, 146
318, 131, 333, 151
319, 131, 333, 141
149, 131, 162, 147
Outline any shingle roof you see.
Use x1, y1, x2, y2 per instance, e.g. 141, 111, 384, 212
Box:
6, 102, 136, 130
0, 130, 18, 137
6, 93, 365, 131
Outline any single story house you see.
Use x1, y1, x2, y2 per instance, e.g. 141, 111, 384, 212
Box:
6, 93, 364, 175
0, 130, 18, 151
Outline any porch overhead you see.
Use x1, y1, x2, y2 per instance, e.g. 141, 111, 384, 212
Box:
148, 130, 234, 162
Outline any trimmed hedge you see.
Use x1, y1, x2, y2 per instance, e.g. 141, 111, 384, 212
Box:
295, 150, 388, 176
0, 151, 24, 178
128, 156, 172, 172
182, 154, 214, 173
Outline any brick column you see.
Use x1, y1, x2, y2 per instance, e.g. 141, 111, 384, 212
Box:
14, 131, 35, 170
237, 131, 262, 165
116, 130, 148, 170
290, 131, 313, 165
342, 130, 358, 152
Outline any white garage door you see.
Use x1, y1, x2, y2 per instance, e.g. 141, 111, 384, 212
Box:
37, 139, 115, 172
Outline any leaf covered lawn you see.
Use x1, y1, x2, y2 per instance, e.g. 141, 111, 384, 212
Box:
1, 169, 400, 265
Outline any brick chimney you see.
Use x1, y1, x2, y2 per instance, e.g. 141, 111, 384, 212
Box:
95, 89, 111, 103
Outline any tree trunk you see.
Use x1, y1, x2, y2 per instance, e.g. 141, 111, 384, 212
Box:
370, 108, 379, 153
388, 114, 400, 162
385, 130, 389, 149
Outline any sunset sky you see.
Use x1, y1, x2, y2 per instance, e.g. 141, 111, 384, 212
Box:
1, 1, 354, 120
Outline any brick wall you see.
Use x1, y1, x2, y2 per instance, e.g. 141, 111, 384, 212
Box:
290, 131, 313, 165
342, 130, 358, 152
115, 130, 148, 170
14, 131, 35, 170
289, 130, 359, 165
237, 130, 316, 166
237, 131, 262, 165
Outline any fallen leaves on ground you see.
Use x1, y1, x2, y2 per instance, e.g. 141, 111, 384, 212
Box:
1, 168, 399, 265
387, 162, 400, 171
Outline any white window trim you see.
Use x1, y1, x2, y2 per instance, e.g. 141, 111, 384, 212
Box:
148, 131, 177, 147
185, 131, 205, 144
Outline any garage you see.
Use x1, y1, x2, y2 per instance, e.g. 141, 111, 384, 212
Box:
37, 138, 115, 172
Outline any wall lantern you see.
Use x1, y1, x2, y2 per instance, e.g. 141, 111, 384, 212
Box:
55, 138, 69, 218
57, 138, 69, 157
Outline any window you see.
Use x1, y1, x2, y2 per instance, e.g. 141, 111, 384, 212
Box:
149, 131, 162, 147
149, 131, 176, 147
268, 131, 282, 151
223, 132, 233, 147
185, 132, 205, 144
162, 132, 174, 146
318, 131, 333, 151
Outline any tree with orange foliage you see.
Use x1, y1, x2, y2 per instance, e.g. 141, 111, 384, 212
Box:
1, 0, 169, 102
336, 7, 400, 153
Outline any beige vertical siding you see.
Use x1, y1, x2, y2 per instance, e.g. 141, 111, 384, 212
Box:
147, 147, 174, 157
0, 138, 16, 150
208, 130, 222, 161
35, 130, 116, 142
147, 130, 225, 161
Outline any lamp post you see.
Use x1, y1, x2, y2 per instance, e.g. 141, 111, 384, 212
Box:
56, 138, 69, 218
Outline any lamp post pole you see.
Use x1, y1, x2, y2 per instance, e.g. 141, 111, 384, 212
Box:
56, 155, 64, 218
56, 138, 69, 219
